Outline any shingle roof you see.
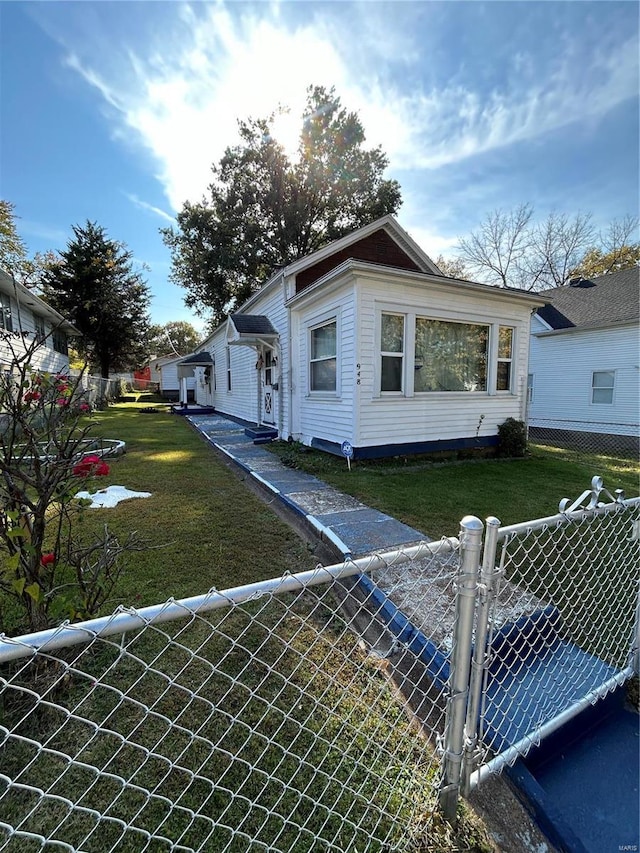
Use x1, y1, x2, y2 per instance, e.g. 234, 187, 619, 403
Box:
230, 314, 278, 335
536, 267, 639, 330
179, 351, 213, 366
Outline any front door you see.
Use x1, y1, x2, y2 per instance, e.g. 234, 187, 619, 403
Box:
262, 349, 275, 425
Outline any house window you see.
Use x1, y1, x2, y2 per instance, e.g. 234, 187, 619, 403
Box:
380, 313, 405, 392
264, 350, 274, 386
0, 294, 13, 332
591, 370, 614, 404
497, 327, 514, 391
414, 318, 488, 392
34, 315, 46, 344
226, 347, 232, 391
527, 373, 534, 405
310, 319, 337, 393
52, 329, 68, 355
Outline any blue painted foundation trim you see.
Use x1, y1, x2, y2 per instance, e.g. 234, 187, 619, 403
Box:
488, 606, 561, 677
506, 760, 590, 853
356, 574, 450, 688
310, 435, 498, 459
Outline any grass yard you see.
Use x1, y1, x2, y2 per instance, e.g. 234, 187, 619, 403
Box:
0, 404, 493, 853
267, 441, 639, 538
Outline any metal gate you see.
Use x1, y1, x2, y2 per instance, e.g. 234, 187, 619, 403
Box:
439, 477, 639, 817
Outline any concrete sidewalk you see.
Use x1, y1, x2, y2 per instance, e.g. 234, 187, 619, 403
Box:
187, 413, 427, 559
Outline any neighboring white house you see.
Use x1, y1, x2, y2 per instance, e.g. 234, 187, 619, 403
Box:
0, 267, 78, 374
181, 216, 544, 458
150, 354, 195, 402
528, 267, 640, 452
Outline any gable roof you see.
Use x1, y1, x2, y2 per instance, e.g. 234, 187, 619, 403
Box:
0, 267, 79, 335
536, 268, 640, 331
285, 215, 442, 287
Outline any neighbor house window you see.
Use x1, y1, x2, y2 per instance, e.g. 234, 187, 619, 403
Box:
34, 315, 46, 344
414, 318, 488, 392
226, 347, 232, 391
591, 370, 614, 404
310, 319, 337, 393
52, 329, 68, 355
527, 373, 534, 405
380, 313, 405, 392
497, 327, 514, 391
0, 294, 13, 332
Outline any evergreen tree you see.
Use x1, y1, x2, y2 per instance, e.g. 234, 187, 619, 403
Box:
42, 222, 151, 377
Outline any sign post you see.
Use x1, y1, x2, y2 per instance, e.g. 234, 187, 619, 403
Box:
341, 440, 354, 472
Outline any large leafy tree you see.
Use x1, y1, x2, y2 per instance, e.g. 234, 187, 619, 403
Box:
146, 321, 202, 358
162, 85, 402, 323
42, 222, 151, 377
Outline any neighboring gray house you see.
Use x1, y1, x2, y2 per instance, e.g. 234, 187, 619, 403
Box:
528, 268, 640, 452
180, 216, 544, 458
0, 267, 78, 374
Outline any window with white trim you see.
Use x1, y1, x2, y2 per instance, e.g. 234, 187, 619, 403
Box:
226, 347, 232, 391
591, 370, 614, 404
496, 326, 514, 391
527, 373, 534, 405
0, 294, 13, 332
34, 315, 46, 344
309, 319, 337, 393
380, 313, 405, 392
414, 318, 488, 392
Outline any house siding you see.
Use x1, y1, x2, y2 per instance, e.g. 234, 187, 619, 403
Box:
295, 230, 421, 294
0, 291, 70, 375
353, 271, 532, 449
196, 280, 290, 433
528, 323, 639, 436
292, 282, 357, 445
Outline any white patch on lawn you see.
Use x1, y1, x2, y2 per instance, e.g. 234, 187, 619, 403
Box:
76, 485, 152, 508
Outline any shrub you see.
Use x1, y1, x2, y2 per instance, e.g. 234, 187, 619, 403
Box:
497, 418, 527, 458
0, 333, 139, 635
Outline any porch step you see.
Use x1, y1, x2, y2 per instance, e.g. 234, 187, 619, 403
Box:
244, 426, 278, 442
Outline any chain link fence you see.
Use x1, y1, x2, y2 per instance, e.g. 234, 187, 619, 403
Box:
0, 541, 467, 853
1, 483, 638, 850
73, 375, 121, 409
529, 422, 639, 457
464, 486, 639, 793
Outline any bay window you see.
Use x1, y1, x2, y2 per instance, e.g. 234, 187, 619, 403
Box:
414, 318, 488, 392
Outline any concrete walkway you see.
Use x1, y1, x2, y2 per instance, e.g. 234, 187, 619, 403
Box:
186, 413, 427, 559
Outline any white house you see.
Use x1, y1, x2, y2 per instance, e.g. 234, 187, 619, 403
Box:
0, 267, 78, 375
182, 216, 544, 458
528, 268, 640, 452
150, 354, 195, 402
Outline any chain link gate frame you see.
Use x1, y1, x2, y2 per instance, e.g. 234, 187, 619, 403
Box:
438, 477, 639, 821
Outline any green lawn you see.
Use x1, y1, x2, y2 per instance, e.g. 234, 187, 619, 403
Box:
267, 441, 639, 538
0, 404, 493, 853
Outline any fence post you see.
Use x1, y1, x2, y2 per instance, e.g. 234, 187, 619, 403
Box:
439, 515, 483, 824
461, 516, 501, 794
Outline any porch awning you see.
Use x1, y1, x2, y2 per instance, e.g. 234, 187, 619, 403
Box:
177, 351, 213, 379
178, 351, 214, 367
227, 314, 278, 348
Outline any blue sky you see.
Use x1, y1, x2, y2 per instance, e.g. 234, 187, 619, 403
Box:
1, 1, 638, 330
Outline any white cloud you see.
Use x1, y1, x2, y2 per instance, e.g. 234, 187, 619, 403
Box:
124, 193, 174, 224
57, 2, 638, 212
